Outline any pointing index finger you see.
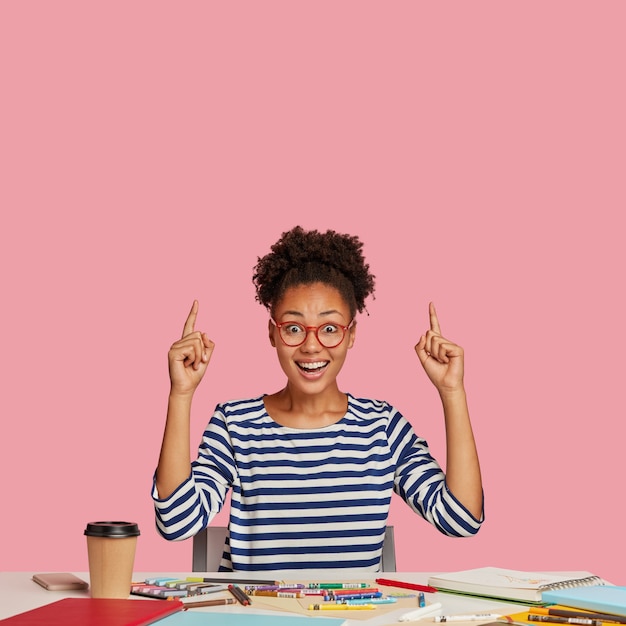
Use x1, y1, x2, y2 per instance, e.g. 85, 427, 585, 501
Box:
429, 301, 442, 335
182, 300, 199, 338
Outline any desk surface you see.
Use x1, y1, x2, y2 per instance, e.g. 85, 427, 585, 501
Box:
0, 571, 524, 625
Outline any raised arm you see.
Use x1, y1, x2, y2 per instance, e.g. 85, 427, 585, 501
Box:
414, 302, 483, 520
155, 300, 214, 499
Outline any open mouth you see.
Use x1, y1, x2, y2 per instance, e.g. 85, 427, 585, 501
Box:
296, 361, 329, 374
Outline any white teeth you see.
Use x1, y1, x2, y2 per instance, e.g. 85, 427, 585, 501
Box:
299, 361, 327, 370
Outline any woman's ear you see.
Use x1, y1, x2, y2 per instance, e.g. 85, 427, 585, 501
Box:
347, 320, 357, 349
268, 319, 276, 347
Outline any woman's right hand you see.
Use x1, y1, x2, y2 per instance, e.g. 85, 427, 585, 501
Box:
168, 300, 215, 396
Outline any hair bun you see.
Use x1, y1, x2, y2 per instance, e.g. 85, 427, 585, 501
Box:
253, 226, 375, 315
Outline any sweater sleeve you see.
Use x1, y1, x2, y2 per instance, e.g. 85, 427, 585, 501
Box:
152, 406, 236, 541
387, 407, 483, 537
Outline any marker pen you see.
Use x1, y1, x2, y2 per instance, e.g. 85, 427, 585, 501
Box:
399, 602, 443, 622
309, 603, 376, 610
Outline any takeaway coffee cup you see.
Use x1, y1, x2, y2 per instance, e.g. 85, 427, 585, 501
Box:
84, 521, 140, 598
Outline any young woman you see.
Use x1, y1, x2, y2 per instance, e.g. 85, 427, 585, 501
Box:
153, 226, 483, 571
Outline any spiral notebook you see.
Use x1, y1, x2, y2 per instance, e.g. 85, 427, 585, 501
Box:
428, 567, 606, 604
541, 586, 626, 616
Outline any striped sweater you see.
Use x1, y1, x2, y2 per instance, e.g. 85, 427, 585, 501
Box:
152, 394, 482, 571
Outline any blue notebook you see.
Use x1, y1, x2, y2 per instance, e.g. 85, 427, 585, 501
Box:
542, 586, 626, 617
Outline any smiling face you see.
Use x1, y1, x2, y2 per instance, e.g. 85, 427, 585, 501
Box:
269, 282, 356, 398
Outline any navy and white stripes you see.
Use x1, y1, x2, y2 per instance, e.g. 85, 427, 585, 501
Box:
153, 394, 482, 571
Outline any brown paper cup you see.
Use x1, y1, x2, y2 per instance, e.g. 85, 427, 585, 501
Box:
84, 521, 140, 598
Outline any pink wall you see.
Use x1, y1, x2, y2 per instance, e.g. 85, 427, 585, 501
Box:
1, 2, 624, 583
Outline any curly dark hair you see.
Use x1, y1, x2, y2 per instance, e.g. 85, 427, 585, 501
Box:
252, 226, 376, 318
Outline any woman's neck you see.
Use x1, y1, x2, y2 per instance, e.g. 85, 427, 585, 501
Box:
264, 385, 348, 428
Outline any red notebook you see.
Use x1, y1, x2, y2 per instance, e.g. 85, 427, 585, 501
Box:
0, 597, 184, 625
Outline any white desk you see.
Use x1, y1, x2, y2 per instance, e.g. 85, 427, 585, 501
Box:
0, 571, 524, 625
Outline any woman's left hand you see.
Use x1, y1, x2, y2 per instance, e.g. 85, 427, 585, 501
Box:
415, 302, 465, 394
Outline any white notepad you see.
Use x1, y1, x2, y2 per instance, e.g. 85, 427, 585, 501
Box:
428, 567, 606, 604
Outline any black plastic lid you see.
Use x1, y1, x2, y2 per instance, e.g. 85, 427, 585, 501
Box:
84, 521, 140, 538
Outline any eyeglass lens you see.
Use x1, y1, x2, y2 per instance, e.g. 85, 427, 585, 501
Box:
279, 323, 345, 348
